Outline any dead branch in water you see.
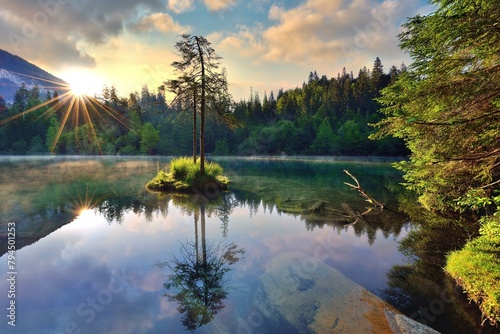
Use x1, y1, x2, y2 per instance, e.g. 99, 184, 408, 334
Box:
343, 170, 384, 212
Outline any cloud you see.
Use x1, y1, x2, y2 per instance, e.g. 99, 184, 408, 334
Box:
133, 12, 189, 34
203, 0, 236, 12
0, 9, 97, 68
217, 24, 266, 58
167, 0, 195, 14
207, 0, 423, 100
262, 0, 395, 63
268, 3, 285, 20
216, 0, 418, 67
0, 0, 165, 68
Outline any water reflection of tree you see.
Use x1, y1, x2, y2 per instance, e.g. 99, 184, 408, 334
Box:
159, 203, 244, 331
381, 197, 499, 334
88, 174, 407, 248
302, 208, 409, 245
93, 192, 171, 224
231, 184, 408, 245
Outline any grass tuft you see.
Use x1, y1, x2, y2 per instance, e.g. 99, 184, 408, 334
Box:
445, 215, 500, 326
146, 157, 228, 194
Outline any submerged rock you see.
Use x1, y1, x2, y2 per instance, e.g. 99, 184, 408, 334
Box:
255, 251, 440, 334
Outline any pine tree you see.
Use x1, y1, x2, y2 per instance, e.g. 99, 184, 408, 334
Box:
370, 57, 385, 94
372, 0, 500, 212
168, 34, 233, 173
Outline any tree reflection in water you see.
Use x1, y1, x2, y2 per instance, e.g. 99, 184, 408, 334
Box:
381, 195, 499, 334
159, 204, 244, 331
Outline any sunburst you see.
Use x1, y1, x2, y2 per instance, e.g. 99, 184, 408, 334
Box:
0, 71, 134, 153
74, 183, 98, 215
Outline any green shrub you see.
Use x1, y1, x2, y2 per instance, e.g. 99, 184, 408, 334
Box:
169, 157, 197, 180
147, 157, 228, 193
203, 160, 223, 178
446, 214, 500, 326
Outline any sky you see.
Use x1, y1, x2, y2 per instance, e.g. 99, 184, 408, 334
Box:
0, 0, 433, 101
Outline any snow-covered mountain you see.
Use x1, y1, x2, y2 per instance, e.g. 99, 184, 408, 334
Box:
0, 49, 68, 102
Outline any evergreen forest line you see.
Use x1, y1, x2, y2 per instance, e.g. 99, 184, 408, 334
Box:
0, 57, 408, 157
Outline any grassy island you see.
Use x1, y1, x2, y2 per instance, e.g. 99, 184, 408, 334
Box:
146, 157, 229, 194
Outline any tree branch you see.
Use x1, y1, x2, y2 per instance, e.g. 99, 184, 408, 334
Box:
343, 170, 384, 211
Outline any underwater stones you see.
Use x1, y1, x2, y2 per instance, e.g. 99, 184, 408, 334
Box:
256, 251, 440, 334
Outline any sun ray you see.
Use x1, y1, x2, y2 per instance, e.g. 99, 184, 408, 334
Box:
92, 99, 136, 131
51, 98, 74, 153
80, 95, 102, 154
0, 90, 73, 125
38, 92, 75, 123
73, 183, 98, 215
0, 71, 138, 154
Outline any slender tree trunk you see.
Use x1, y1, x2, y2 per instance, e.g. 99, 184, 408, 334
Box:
200, 204, 207, 271
193, 86, 197, 164
194, 209, 199, 273
200, 204, 208, 305
195, 36, 206, 174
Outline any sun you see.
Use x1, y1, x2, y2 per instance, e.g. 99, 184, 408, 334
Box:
60, 69, 104, 97
0, 67, 133, 155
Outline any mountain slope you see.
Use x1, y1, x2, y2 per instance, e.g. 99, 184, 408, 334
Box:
0, 49, 68, 102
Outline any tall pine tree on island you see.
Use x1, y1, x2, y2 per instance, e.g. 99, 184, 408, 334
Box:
167, 34, 235, 174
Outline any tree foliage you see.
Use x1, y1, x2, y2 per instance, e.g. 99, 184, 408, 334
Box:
372, 0, 500, 212
166, 34, 234, 173
1, 57, 408, 157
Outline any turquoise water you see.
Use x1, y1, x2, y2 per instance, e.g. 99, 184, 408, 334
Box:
0, 156, 411, 333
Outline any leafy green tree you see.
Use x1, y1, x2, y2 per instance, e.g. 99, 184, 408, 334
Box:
337, 120, 364, 154
310, 118, 336, 154
27, 135, 46, 154
46, 116, 60, 153
372, 0, 500, 212
140, 122, 160, 155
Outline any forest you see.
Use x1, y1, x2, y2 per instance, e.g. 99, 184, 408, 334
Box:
0, 0, 498, 328
0, 57, 407, 157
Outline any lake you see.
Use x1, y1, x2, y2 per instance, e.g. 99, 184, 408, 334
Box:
0, 156, 490, 333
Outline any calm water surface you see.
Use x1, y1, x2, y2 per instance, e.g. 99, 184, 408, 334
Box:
0, 156, 416, 333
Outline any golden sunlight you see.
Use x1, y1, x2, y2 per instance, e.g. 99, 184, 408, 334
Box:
78, 207, 93, 216
0, 70, 133, 154
60, 69, 103, 97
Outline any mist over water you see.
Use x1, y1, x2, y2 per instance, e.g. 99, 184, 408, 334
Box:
0, 156, 475, 333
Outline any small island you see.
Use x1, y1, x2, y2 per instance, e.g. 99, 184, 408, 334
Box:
147, 35, 234, 196
146, 157, 229, 194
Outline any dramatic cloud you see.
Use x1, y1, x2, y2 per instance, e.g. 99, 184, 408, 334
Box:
0, 0, 430, 100
133, 12, 189, 34
0, 9, 97, 67
203, 0, 236, 11
0, 0, 164, 68
264, 0, 406, 63
217, 0, 417, 67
